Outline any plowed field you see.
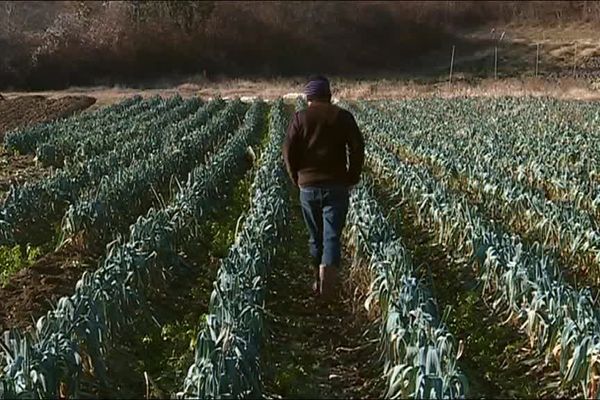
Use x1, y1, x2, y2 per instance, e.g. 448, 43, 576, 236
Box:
0, 95, 95, 140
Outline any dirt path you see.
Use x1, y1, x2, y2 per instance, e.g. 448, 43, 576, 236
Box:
262, 191, 384, 399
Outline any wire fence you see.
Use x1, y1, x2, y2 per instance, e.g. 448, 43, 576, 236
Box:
446, 35, 600, 84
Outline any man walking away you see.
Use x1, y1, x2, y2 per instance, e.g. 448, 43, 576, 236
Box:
283, 75, 365, 301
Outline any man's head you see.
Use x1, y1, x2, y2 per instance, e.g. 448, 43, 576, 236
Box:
304, 75, 331, 103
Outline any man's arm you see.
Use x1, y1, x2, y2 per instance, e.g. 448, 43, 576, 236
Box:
283, 112, 301, 186
346, 112, 365, 186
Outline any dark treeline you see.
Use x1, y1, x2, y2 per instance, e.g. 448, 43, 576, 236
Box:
1, 1, 598, 90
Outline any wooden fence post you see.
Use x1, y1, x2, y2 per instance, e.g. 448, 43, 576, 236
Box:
535, 43, 540, 77
573, 42, 578, 77
449, 45, 455, 85
494, 46, 498, 79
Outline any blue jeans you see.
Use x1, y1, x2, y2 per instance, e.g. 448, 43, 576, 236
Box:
299, 185, 350, 267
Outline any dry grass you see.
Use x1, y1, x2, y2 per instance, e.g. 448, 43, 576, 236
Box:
502, 22, 600, 44
469, 22, 600, 72
3, 76, 600, 107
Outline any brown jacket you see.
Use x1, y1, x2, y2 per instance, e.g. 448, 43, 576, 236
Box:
283, 102, 364, 187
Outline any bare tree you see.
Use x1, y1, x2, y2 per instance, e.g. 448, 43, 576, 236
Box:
3, 1, 14, 35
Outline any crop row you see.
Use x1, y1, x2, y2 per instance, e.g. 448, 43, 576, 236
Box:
4, 95, 144, 154
60, 98, 244, 243
362, 126, 600, 398
0, 100, 267, 399
373, 98, 600, 217
354, 101, 600, 281
0, 98, 230, 246
347, 180, 467, 398
37, 96, 200, 167
180, 99, 289, 398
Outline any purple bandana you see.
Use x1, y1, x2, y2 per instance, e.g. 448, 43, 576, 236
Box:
304, 77, 331, 100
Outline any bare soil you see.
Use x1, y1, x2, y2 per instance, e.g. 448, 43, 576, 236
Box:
0, 95, 96, 140
0, 148, 48, 196
0, 94, 95, 197
0, 242, 99, 331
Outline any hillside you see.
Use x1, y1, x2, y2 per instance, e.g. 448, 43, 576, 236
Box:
2, 1, 600, 90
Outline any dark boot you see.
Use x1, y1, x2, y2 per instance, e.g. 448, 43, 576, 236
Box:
312, 264, 320, 296
319, 264, 338, 301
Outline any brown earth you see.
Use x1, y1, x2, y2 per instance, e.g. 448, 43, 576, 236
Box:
0, 95, 96, 140
0, 148, 47, 197
0, 242, 99, 332
0, 94, 96, 197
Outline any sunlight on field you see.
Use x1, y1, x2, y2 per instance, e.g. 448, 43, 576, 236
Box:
0, 91, 598, 398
